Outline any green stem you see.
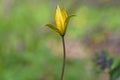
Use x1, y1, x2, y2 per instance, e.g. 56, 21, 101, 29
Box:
60, 36, 66, 80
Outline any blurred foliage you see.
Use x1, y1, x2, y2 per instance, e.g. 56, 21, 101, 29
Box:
109, 58, 120, 80
0, 0, 120, 80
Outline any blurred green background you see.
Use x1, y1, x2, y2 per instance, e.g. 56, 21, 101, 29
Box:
0, 0, 120, 80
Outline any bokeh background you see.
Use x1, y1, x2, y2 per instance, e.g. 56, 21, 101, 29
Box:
0, 0, 120, 80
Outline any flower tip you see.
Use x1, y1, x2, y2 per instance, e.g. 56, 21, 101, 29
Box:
56, 5, 61, 11
57, 5, 60, 8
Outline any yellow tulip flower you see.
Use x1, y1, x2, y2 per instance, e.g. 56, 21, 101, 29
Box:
46, 5, 74, 36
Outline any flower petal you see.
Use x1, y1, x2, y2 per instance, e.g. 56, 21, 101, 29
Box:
61, 8, 68, 22
55, 5, 64, 33
63, 15, 75, 34
46, 24, 60, 33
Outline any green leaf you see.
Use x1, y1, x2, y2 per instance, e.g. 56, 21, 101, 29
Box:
109, 61, 120, 80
